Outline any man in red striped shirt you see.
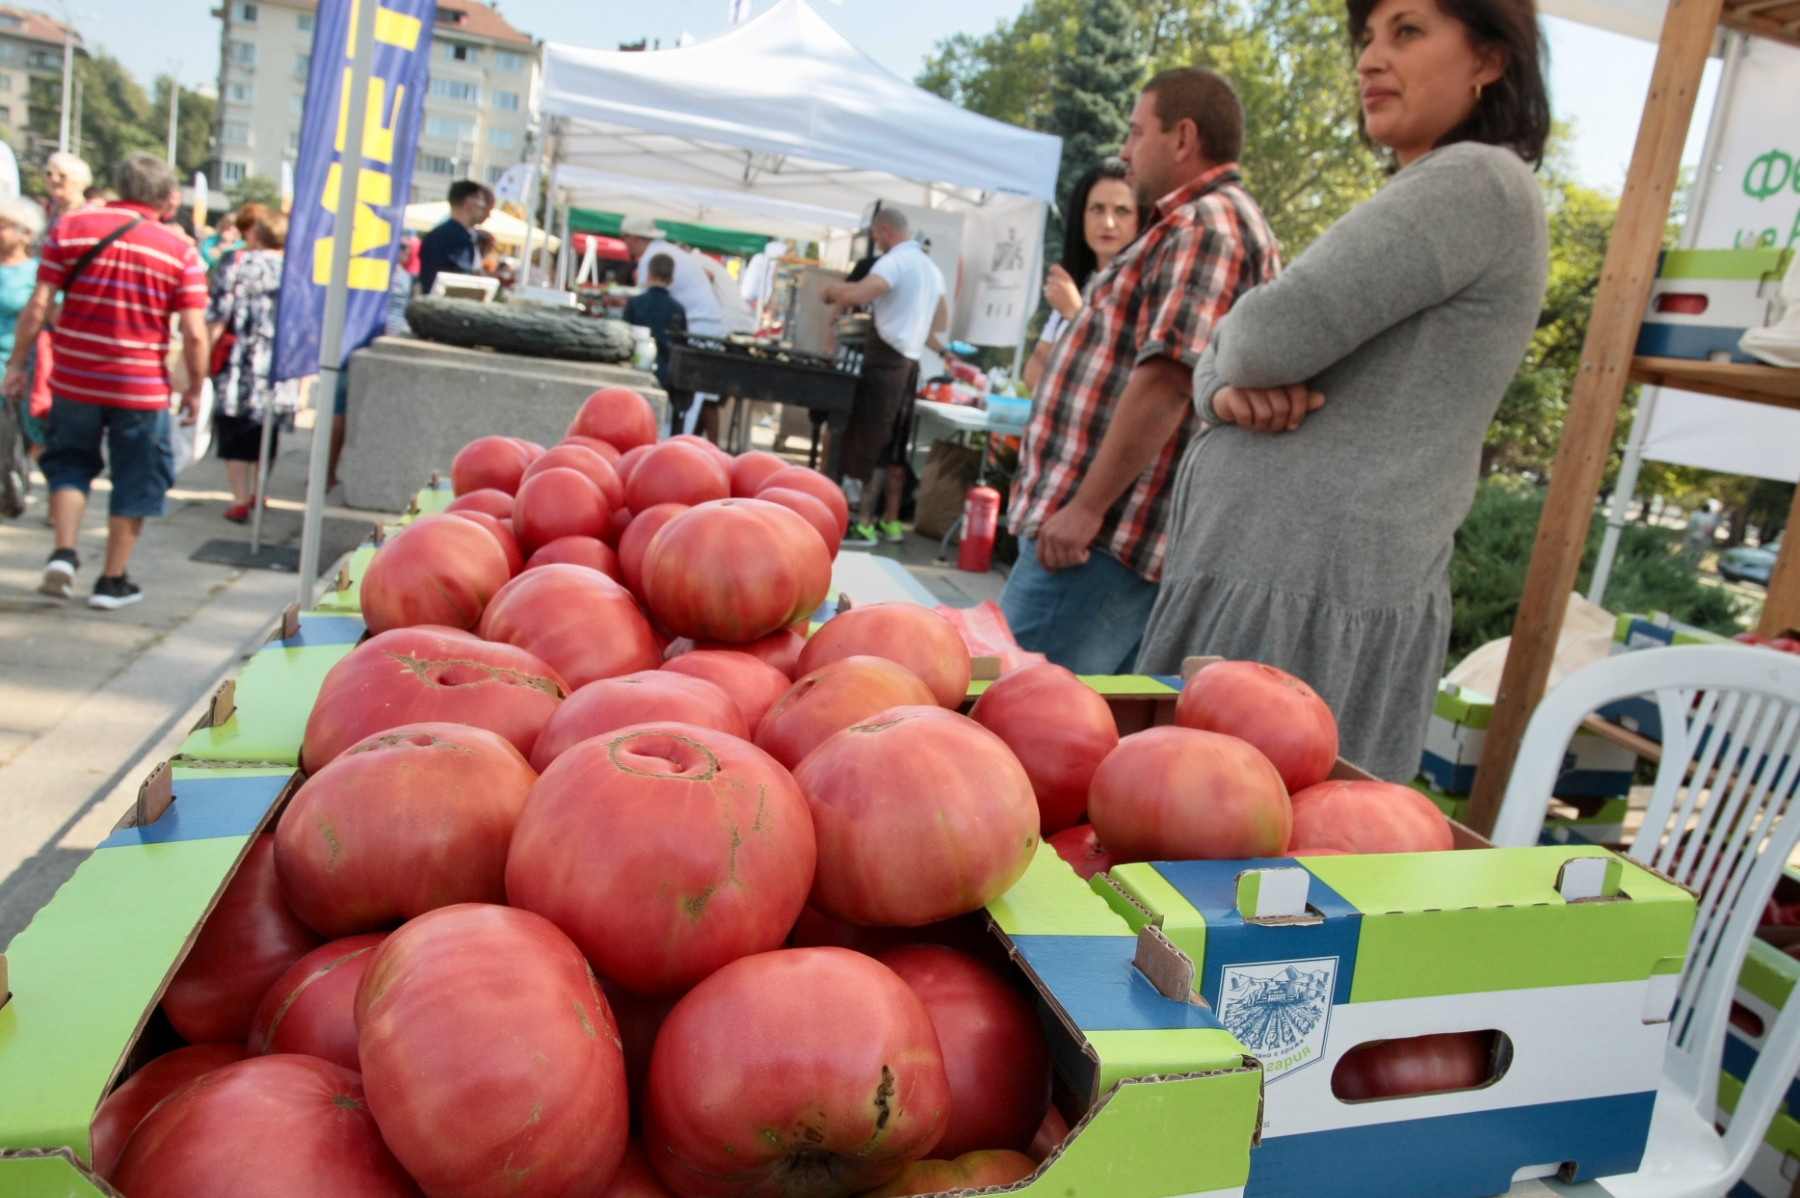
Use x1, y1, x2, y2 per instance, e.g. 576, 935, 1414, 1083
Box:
2, 152, 209, 609
1002, 68, 1282, 673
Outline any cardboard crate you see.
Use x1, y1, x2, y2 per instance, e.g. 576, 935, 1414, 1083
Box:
1421, 682, 1638, 798
1600, 614, 1738, 742
1098, 845, 1695, 1198
1635, 248, 1792, 365
315, 542, 377, 614
175, 612, 365, 767
0, 765, 298, 1195
1409, 779, 1629, 847
966, 673, 1182, 735
0, 802, 1267, 1197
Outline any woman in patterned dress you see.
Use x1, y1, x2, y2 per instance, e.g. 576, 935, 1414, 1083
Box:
207, 209, 290, 523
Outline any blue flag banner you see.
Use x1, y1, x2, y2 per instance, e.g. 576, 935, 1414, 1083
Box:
273, 0, 434, 382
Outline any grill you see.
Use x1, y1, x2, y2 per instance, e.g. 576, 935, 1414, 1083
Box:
664, 334, 862, 471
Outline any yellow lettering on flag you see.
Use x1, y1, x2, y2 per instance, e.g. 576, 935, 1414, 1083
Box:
313, 161, 396, 291
345, 0, 423, 55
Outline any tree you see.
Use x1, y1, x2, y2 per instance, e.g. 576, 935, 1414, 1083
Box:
1044, 0, 1140, 246
229, 175, 282, 210
916, 0, 1078, 133
24, 52, 214, 191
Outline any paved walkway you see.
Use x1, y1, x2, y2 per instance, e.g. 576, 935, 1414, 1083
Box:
0, 425, 396, 943
0, 427, 1009, 945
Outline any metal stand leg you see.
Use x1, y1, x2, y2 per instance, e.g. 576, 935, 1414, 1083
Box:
249, 409, 276, 555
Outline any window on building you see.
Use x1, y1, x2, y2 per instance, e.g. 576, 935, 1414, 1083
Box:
290, 92, 306, 114
418, 153, 454, 175
492, 90, 520, 111
295, 53, 311, 80
0, 106, 11, 125
0, 13, 21, 27
223, 120, 252, 147
297, 12, 313, 31
493, 50, 523, 72
228, 81, 253, 104
227, 40, 255, 66
232, 1, 258, 21
0, 44, 13, 62
425, 116, 474, 141
485, 165, 505, 184
287, 128, 300, 153
221, 161, 247, 184
428, 77, 478, 103
487, 128, 516, 149
0, 75, 12, 93
26, 48, 62, 69
441, 41, 477, 63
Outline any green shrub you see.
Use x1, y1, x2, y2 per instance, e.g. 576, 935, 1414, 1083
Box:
1448, 477, 1747, 668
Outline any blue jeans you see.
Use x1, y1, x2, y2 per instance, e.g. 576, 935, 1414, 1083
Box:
1000, 537, 1159, 675
40, 395, 175, 518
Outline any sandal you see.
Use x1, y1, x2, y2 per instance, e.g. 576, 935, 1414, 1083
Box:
224, 503, 251, 524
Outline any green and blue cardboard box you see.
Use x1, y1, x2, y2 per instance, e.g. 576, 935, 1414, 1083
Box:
1099, 843, 1695, 1198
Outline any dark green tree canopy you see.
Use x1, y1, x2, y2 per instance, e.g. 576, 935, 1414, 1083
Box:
24, 52, 214, 193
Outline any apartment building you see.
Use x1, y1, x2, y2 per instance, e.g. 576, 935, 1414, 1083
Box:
212, 0, 537, 200
0, 6, 84, 158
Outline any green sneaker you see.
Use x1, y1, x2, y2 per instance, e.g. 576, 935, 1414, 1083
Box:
844, 523, 879, 548
878, 520, 906, 543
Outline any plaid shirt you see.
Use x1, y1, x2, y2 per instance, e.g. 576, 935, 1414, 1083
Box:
1010, 164, 1280, 581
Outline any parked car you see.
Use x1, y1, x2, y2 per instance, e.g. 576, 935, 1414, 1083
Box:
1718, 537, 1782, 586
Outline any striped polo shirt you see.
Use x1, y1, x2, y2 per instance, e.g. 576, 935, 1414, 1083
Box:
38, 202, 208, 410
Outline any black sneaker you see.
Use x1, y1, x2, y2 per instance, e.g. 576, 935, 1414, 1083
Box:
39, 548, 78, 599
89, 574, 143, 610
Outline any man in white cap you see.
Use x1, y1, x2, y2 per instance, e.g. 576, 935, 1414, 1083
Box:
618, 215, 726, 438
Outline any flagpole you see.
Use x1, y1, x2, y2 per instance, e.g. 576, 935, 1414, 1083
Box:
296, 0, 381, 607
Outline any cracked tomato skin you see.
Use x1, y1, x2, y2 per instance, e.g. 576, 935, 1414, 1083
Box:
506, 723, 816, 998
644, 947, 949, 1198
300, 627, 567, 774
277, 724, 535, 937
354, 904, 629, 1198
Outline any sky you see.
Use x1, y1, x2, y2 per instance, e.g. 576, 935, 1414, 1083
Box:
82, 0, 1717, 195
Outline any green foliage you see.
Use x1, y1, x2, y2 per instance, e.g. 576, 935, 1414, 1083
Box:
228, 175, 283, 210
24, 54, 213, 191
1045, 0, 1140, 247
1448, 478, 1747, 666
916, 0, 1077, 133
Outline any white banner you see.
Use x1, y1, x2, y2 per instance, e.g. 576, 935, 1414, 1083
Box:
1641, 35, 1800, 483
954, 195, 1046, 349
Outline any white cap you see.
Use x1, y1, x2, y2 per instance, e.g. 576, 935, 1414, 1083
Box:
618, 214, 660, 239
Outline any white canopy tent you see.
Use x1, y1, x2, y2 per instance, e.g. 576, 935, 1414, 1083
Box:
532, 0, 1062, 348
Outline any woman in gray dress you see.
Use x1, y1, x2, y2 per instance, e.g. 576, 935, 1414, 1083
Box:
1137, 0, 1552, 781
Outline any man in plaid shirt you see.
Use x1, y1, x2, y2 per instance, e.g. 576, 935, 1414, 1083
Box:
1002, 67, 1281, 673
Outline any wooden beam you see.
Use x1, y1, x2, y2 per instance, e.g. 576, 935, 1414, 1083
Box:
1758, 482, 1800, 638
1463, 0, 1725, 835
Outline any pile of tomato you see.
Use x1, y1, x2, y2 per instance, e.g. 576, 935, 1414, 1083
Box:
95, 386, 1476, 1198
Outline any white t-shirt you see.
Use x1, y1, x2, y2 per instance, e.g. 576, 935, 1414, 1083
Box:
635, 239, 725, 336
868, 239, 946, 361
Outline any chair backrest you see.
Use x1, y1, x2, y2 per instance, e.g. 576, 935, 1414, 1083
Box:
1492, 644, 1800, 1173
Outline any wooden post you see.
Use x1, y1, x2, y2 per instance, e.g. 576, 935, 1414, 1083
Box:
1463, 0, 1725, 835
1758, 482, 1800, 638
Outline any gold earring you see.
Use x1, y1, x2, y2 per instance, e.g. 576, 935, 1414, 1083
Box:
1475, 82, 1484, 101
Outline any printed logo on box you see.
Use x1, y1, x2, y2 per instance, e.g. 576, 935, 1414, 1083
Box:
1218, 957, 1337, 1081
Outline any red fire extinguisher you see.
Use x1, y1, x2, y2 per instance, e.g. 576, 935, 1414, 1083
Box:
957, 483, 1002, 573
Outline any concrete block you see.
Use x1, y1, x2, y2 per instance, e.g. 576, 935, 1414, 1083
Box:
338, 335, 668, 512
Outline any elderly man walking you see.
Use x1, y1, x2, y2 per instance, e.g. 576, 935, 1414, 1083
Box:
0, 152, 208, 609
1001, 67, 1281, 673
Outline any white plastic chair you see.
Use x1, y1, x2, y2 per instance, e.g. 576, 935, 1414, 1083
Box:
1489, 644, 1800, 1198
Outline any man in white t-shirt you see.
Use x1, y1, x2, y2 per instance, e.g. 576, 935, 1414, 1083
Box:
620, 215, 727, 438
820, 207, 949, 546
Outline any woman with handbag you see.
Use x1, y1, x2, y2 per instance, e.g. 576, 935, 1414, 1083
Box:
206, 209, 289, 523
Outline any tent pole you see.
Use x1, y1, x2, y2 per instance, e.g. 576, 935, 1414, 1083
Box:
1584, 29, 1743, 607
536, 158, 560, 287
521, 125, 548, 286
296, 0, 380, 608
249, 397, 276, 554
